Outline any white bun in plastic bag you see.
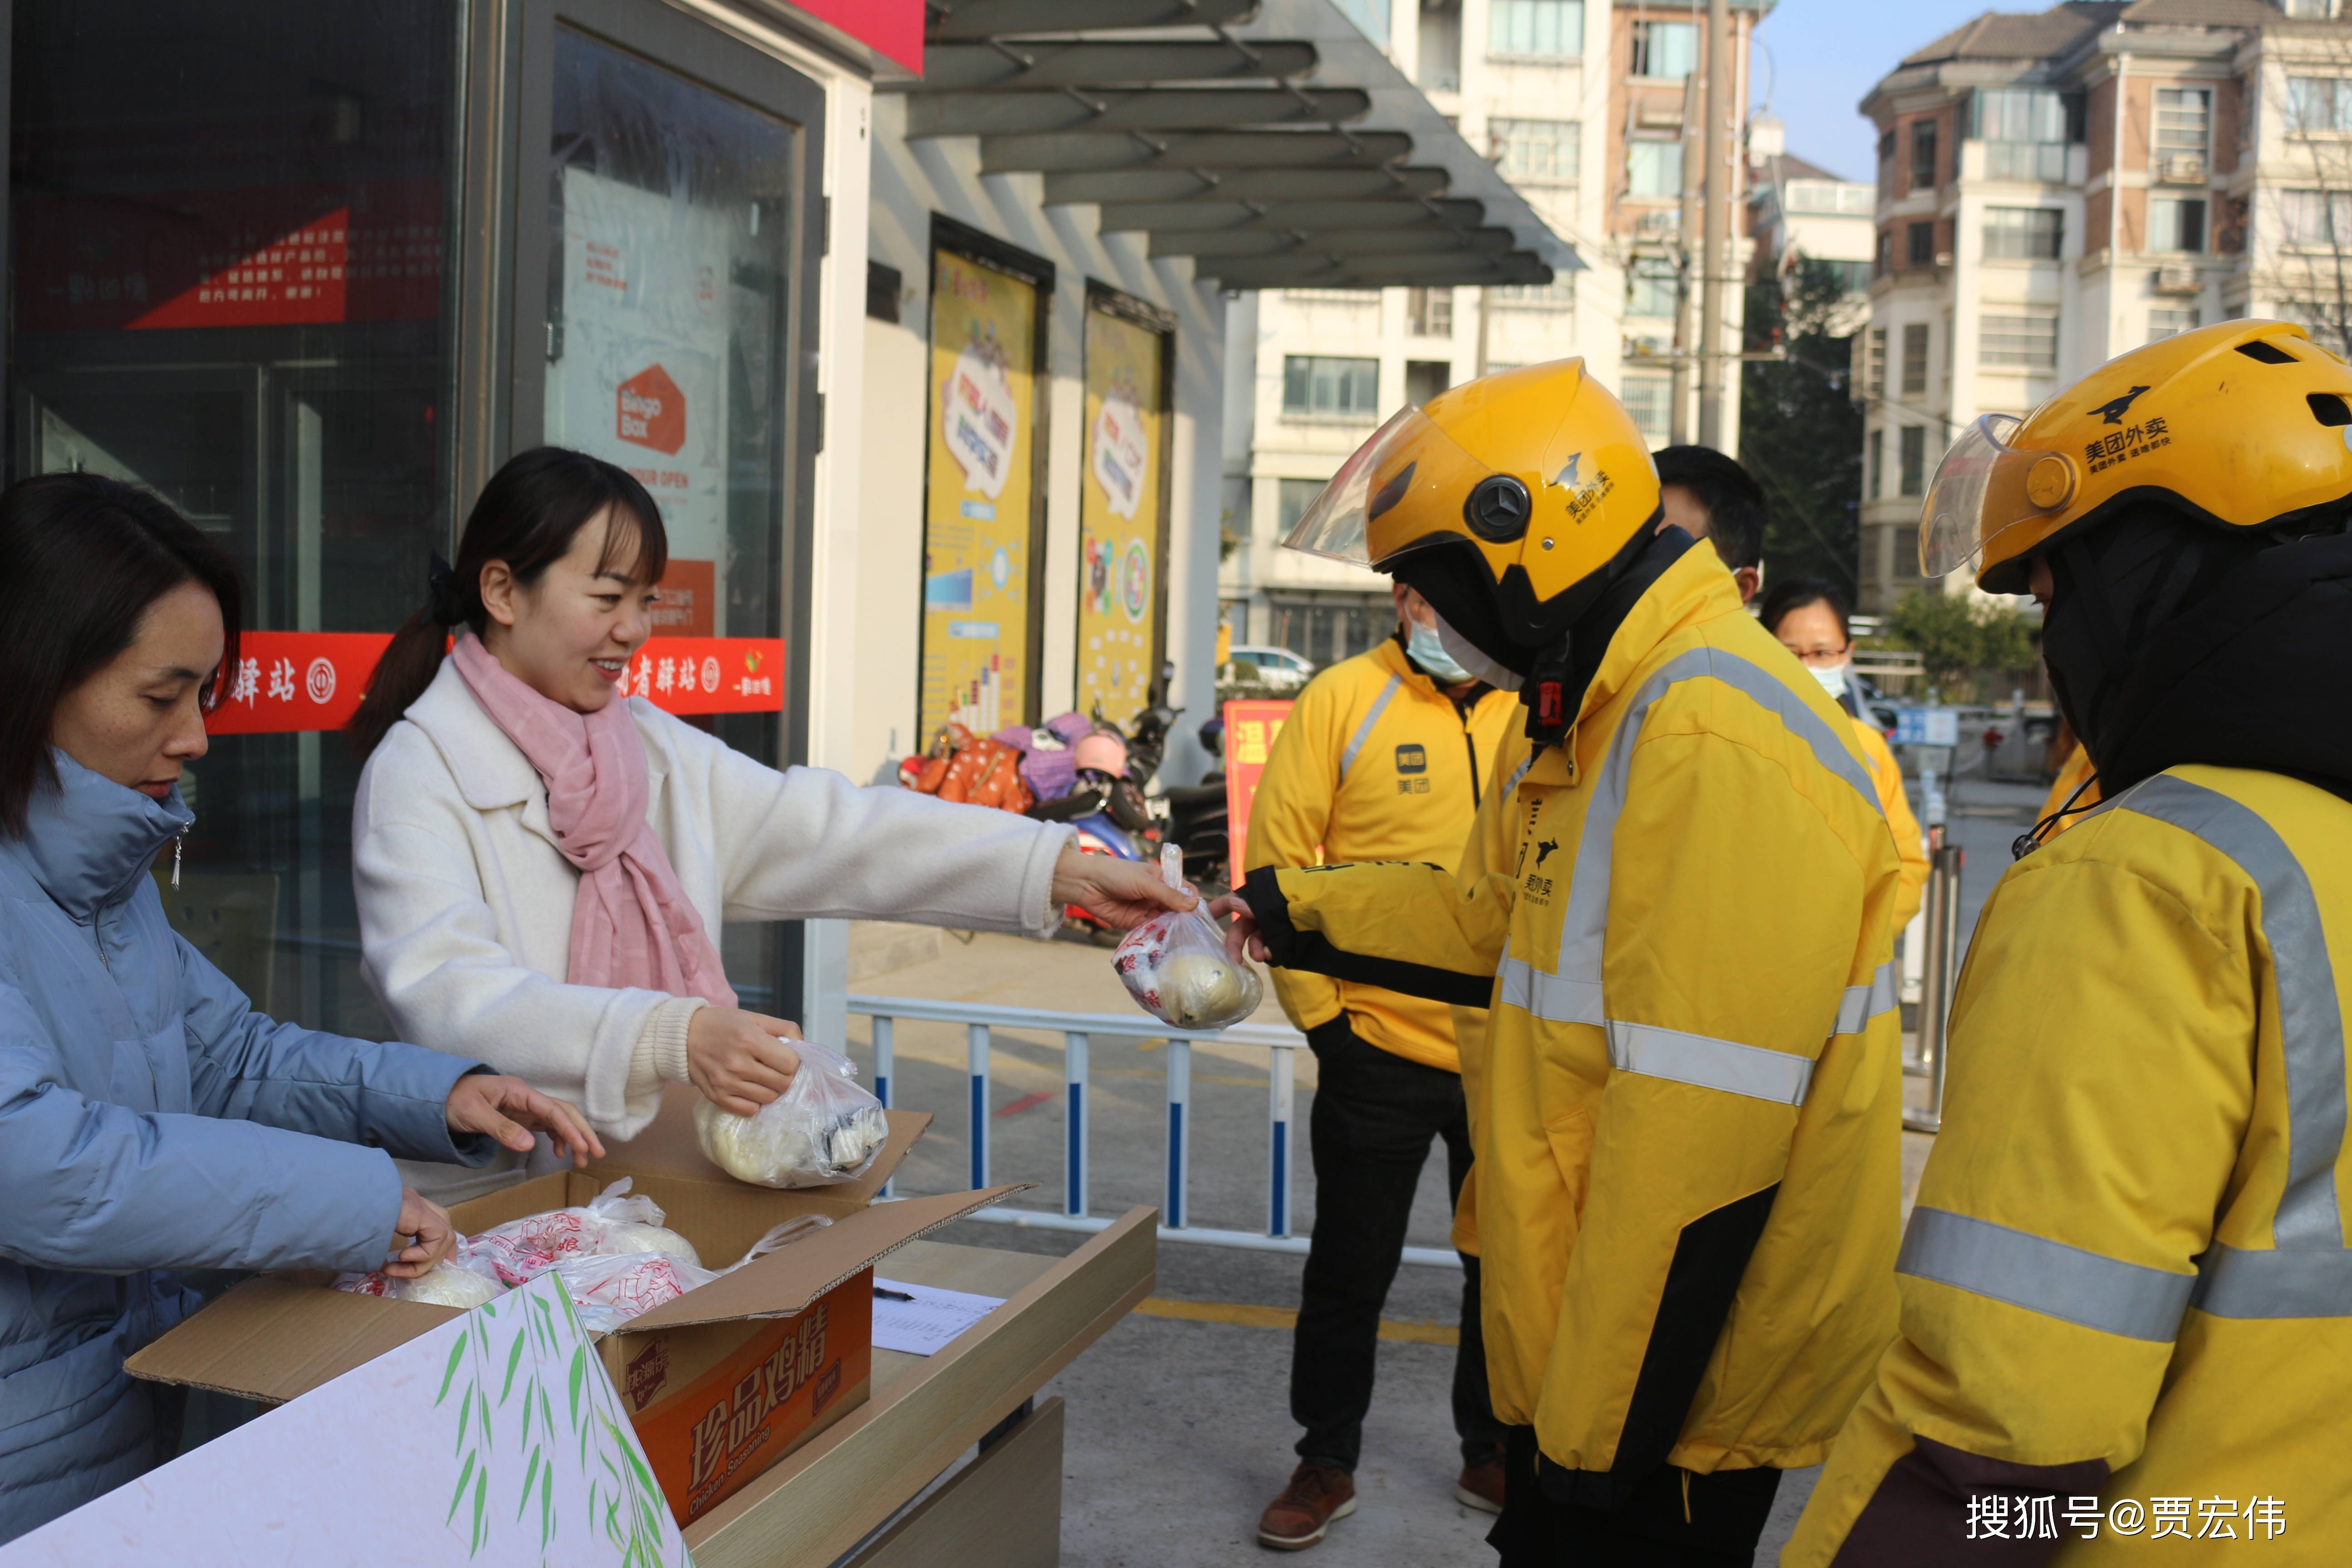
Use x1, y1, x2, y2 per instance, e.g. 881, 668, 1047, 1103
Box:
1113, 907, 1264, 1030
596, 1223, 702, 1267
694, 1041, 890, 1188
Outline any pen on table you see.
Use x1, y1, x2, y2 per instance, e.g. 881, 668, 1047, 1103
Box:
874, 1286, 916, 1302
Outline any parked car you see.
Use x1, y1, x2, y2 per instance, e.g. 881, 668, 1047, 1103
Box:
1225, 643, 1315, 693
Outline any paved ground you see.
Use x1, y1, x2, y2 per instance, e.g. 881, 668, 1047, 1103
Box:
844, 769, 2047, 1565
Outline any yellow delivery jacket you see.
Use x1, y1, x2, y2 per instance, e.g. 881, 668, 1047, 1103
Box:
1242, 546, 1906, 1496
1787, 763, 2352, 1562
1854, 720, 1929, 933
1246, 634, 1516, 1073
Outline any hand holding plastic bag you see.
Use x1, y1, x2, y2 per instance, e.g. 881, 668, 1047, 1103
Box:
694, 1041, 891, 1188
335, 1244, 508, 1308
1113, 845, 1264, 1030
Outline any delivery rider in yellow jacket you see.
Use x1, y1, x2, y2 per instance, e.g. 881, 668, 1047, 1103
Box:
1788, 318, 2352, 1563
1212, 360, 1908, 1564
1247, 594, 1517, 1547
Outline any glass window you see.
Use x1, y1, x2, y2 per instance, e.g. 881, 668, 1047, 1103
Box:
1490, 0, 1582, 57
1898, 426, 1928, 497
1406, 286, 1455, 336
2288, 76, 2352, 132
1983, 207, 2064, 260
1333, 0, 1389, 44
9, 0, 460, 1035
1276, 478, 1325, 534
1867, 327, 1887, 397
1910, 121, 1939, 192
1980, 311, 2060, 370
1629, 20, 1696, 79
1493, 118, 1581, 184
1974, 87, 2077, 181
2148, 196, 2206, 253
1907, 222, 1937, 268
2280, 188, 2352, 246
1490, 278, 1577, 308
2148, 307, 2201, 344
1627, 140, 1683, 198
1865, 429, 1883, 500
1816, 258, 1874, 294
1895, 524, 1921, 579
2154, 87, 2211, 156
1622, 372, 1672, 442
1282, 355, 1380, 416
1626, 256, 1681, 318
1901, 323, 1931, 397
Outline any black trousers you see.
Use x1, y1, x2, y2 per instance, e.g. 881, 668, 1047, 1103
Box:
1292, 1016, 1507, 1473
1488, 1427, 1782, 1566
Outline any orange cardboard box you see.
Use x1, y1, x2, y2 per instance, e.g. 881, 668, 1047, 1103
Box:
126, 1087, 1020, 1527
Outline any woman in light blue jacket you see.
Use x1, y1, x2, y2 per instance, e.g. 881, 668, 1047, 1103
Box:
0, 474, 601, 1544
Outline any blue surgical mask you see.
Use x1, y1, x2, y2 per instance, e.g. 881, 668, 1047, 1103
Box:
1407, 621, 1477, 686
1810, 661, 1851, 700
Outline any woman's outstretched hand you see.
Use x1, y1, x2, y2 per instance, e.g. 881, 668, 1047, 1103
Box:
688, 1006, 804, 1117
1206, 892, 1270, 964
1052, 844, 1198, 930
444, 1073, 605, 1167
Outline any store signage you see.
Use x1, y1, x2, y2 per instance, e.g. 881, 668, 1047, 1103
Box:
1222, 698, 1295, 884
204, 632, 785, 735
780, 0, 922, 74
1893, 707, 1961, 748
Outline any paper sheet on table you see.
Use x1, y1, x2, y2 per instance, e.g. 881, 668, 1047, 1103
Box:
871, 1277, 1005, 1356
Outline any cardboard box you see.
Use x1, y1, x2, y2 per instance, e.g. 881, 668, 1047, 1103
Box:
126, 1086, 1022, 1527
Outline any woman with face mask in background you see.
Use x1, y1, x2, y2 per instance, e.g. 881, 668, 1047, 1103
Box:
1762, 578, 1929, 932
346, 447, 1192, 1201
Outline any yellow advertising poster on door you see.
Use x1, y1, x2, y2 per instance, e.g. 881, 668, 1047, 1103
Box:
921, 249, 1040, 740
1075, 301, 1169, 728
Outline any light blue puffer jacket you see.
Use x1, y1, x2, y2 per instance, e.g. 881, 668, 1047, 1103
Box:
0, 753, 496, 1543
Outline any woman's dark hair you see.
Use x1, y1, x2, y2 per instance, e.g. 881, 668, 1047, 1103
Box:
348, 447, 666, 758
1759, 576, 1852, 644
0, 473, 244, 837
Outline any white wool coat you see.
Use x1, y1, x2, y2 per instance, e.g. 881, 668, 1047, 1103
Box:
353, 660, 1072, 1195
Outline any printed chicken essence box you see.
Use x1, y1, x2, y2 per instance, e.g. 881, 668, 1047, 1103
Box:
127, 1088, 1021, 1527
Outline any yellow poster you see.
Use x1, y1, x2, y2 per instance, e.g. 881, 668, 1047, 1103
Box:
1075, 303, 1168, 727
921, 250, 1039, 740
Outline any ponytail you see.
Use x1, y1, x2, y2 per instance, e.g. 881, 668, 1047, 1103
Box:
348, 446, 666, 760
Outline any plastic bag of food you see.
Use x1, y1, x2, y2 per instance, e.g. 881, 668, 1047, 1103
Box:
694, 1041, 891, 1189
552, 1214, 834, 1333
1113, 846, 1264, 1030
334, 1243, 508, 1308
466, 1177, 700, 1286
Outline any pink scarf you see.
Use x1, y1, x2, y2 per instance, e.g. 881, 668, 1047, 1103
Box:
451, 634, 737, 1007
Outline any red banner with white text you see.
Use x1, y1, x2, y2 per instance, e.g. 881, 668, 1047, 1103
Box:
204, 632, 785, 735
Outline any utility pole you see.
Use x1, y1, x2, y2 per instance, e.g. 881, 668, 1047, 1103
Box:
1671, 67, 1701, 445
1697, 0, 1732, 448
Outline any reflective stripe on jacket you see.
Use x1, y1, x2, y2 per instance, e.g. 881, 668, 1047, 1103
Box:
1244, 546, 1906, 1495
1245, 635, 1515, 1072
1787, 763, 2352, 1563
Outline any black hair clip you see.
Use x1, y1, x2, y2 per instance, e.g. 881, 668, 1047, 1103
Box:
426, 551, 466, 627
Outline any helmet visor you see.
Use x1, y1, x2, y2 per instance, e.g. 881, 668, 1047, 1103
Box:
1284, 406, 1498, 569
1920, 412, 2056, 579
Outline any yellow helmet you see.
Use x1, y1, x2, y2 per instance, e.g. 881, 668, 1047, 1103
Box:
1926, 318, 2352, 593
1284, 359, 1663, 649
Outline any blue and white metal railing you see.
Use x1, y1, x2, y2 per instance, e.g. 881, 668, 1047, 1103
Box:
846, 993, 1457, 1268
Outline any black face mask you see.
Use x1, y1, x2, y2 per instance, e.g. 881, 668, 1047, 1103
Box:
2039, 505, 2279, 769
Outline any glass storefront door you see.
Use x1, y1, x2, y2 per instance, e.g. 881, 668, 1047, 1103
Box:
10, 0, 460, 1034
514, 3, 825, 1013
9, 0, 827, 1031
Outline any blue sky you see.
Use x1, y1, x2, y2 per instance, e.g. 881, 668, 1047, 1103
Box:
1752, 0, 2008, 180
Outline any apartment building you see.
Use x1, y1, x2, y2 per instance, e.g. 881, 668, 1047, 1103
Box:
1222, 0, 1762, 663
1745, 114, 1876, 333
1855, 0, 2352, 614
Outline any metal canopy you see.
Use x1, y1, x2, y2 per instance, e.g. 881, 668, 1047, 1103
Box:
901, 0, 1577, 290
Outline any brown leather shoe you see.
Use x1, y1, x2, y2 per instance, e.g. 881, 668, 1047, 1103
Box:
1455, 1456, 1505, 1514
1257, 1462, 1357, 1550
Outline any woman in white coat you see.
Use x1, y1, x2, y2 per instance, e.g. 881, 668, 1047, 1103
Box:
349, 448, 1188, 1199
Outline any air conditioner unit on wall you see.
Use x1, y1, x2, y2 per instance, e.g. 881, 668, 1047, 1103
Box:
2159, 153, 2206, 185
2154, 264, 2200, 294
